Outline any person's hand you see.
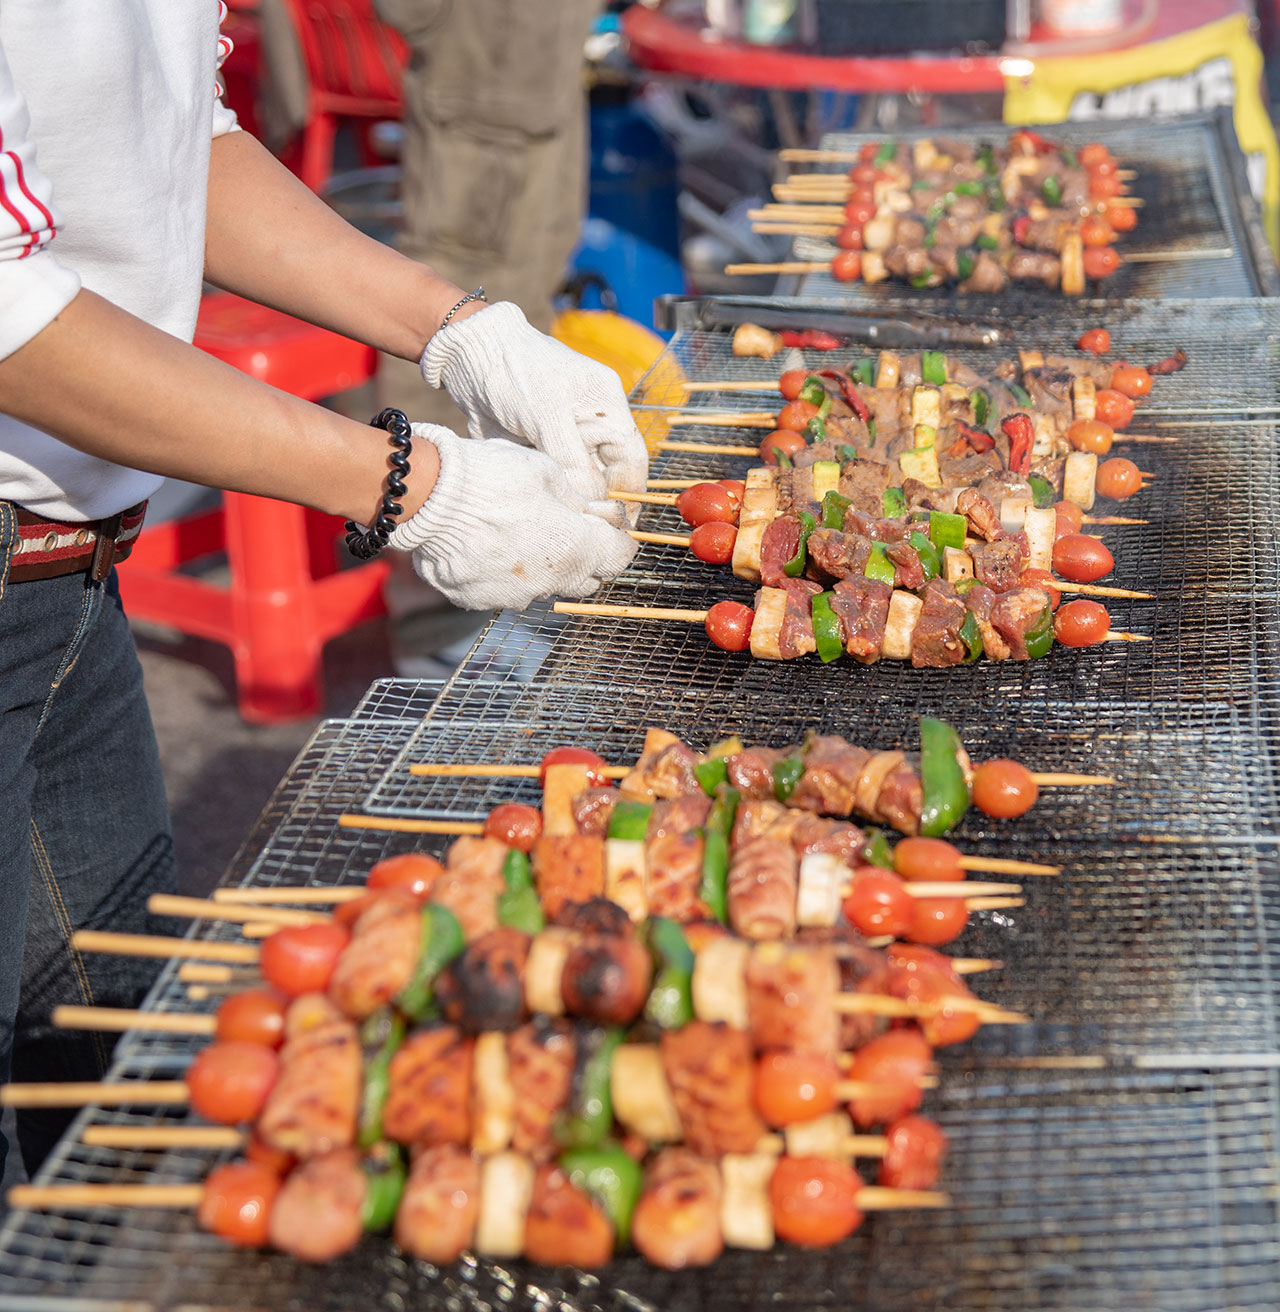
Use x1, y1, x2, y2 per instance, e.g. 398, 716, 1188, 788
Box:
388, 424, 637, 612
420, 301, 649, 522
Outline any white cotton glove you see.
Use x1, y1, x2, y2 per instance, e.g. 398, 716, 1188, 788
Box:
420, 301, 649, 524
388, 424, 638, 612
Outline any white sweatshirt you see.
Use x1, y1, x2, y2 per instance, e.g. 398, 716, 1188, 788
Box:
0, 1, 238, 521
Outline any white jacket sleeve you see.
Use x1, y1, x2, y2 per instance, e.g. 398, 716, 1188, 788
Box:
212, 2, 241, 140
0, 37, 80, 364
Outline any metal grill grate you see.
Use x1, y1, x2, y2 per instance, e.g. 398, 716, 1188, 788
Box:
770, 112, 1279, 302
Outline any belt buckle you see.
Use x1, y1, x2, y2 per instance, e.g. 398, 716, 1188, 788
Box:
89, 513, 125, 582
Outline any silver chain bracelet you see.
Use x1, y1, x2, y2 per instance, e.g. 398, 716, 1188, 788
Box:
439, 286, 487, 331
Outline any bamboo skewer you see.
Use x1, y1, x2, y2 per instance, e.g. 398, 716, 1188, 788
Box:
82, 1125, 244, 1150
72, 931, 259, 964
147, 894, 327, 929
51, 1005, 216, 1036
0, 1081, 190, 1109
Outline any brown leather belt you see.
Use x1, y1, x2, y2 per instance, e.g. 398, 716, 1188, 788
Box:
7, 501, 148, 583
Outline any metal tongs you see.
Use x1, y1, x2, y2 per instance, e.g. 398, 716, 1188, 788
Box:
682, 297, 1004, 349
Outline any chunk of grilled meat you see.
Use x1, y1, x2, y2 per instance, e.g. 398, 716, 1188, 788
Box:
728, 834, 798, 941
647, 794, 712, 922
434, 926, 531, 1033
632, 1148, 724, 1271
394, 1143, 480, 1263
745, 941, 842, 1059
532, 834, 604, 919
523, 1165, 615, 1269
661, 1020, 766, 1156
268, 1148, 366, 1263
507, 1018, 576, 1163
383, 1023, 474, 1147
327, 893, 420, 1020
561, 931, 653, 1025
431, 835, 507, 942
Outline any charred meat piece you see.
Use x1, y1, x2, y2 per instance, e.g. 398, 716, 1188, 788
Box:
844, 509, 910, 543
268, 1148, 366, 1263
728, 834, 798, 940
632, 1148, 724, 1271
955, 487, 1003, 542
327, 893, 421, 1020
745, 941, 841, 1058
792, 734, 872, 816
938, 448, 1002, 487
395, 1143, 481, 1263
726, 747, 786, 800
561, 932, 653, 1025
523, 1165, 615, 1269
796, 925, 891, 1050
383, 1024, 474, 1147
770, 578, 822, 660
1030, 455, 1064, 494
838, 459, 893, 514
978, 470, 1032, 506
875, 761, 924, 836
965, 583, 1012, 660
970, 538, 1024, 593
806, 527, 871, 581
1020, 217, 1071, 252
553, 897, 634, 936
620, 737, 702, 802
507, 1018, 576, 1162
1022, 367, 1074, 418
885, 539, 926, 591
434, 926, 531, 1033
532, 834, 604, 919
790, 813, 865, 864
572, 787, 618, 838
647, 794, 712, 922
992, 586, 1052, 660
911, 579, 967, 669
959, 250, 1008, 294
431, 835, 507, 943
259, 994, 361, 1158
661, 1020, 766, 1155
759, 514, 802, 588
1043, 353, 1113, 385
1007, 249, 1061, 287
831, 576, 892, 662
731, 795, 789, 847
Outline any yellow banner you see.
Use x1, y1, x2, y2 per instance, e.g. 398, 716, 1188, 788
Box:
1003, 13, 1280, 252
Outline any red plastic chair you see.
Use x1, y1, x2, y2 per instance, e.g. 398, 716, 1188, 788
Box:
277, 0, 409, 192
117, 293, 386, 723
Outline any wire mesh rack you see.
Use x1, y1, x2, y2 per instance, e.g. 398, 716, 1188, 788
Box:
766, 110, 1279, 303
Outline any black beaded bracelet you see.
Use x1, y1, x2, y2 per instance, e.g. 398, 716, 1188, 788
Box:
345, 408, 413, 560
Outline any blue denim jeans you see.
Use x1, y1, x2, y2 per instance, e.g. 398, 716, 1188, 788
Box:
0, 502, 176, 1176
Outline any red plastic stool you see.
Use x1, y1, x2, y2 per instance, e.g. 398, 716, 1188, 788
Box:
117, 292, 387, 723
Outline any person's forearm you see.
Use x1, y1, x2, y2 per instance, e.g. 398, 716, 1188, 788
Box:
203, 131, 483, 361
0, 289, 437, 522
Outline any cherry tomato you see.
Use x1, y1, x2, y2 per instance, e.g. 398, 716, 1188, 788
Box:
675, 482, 736, 528
894, 970, 981, 1048
843, 199, 876, 226
887, 943, 962, 983
1076, 327, 1111, 355
1095, 456, 1142, 500
1018, 568, 1061, 611
831, 250, 862, 282
1105, 202, 1138, 232
905, 897, 969, 947
689, 521, 738, 565
1089, 154, 1119, 177
215, 988, 287, 1048
1079, 216, 1115, 248
777, 400, 819, 432
856, 144, 879, 165
971, 759, 1039, 819
769, 1157, 864, 1248
1109, 364, 1152, 398
483, 802, 543, 853
367, 852, 443, 900
1078, 142, 1111, 167
760, 429, 808, 465
754, 1052, 839, 1127
717, 479, 747, 514
841, 867, 915, 938
850, 158, 879, 180
880, 1115, 948, 1190
539, 746, 610, 788
1094, 388, 1135, 429
1087, 171, 1123, 199
244, 1133, 294, 1176
1082, 246, 1120, 279
849, 183, 877, 206
778, 369, 808, 402
1053, 533, 1114, 583
845, 1030, 932, 1127
1066, 418, 1113, 456
186, 1041, 279, 1125
705, 600, 754, 652
1054, 500, 1084, 534
199, 1160, 282, 1248
893, 837, 963, 883
1054, 599, 1112, 648
259, 922, 350, 997
835, 223, 864, 252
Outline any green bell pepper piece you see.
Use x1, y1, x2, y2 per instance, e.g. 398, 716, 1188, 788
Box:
919, 717, 970, 838
850, 357, 875, 386
797, 377, 828, 408
821, 490, 852, 531
783, 510, 816, 579
1028, 474, 1056, 509
1008, 381, 1033, 408
970, 388, 990, 429
867, 419, 878, 442
645, 916, 695, 1029
1024, 604, 1054, 660
811, 592, 844, 664
694, 757, 729, 796
928, 510, 966, 552
560, 1145, 644, 1247
909, 272, 933, 289
986, 181, 1006, 211
395, 903, 464, 1021
923, 226, 936, 250
838, 444, 860, 463
976, 232, 999, 251
977, 143, 996, 175
502, 846, 533, 892
1042, 175, 1062, 206
908, 530, 940, 582
772, 755, 805, 803
956, 250, 974, 281
698, 785, 738, 922
555, 1026, 624, 1151
361, 1143, 406, 1233
357, 1010, 405, 1150
608, 800, 653, 842
953, 576, 979, 596
959, 611, 983, 664
805, 416, 828, 444
775, 452, 794, 469
864, 542, 897, 586
497, 885, 544, 934
1060, 145, 1078, 167
882, 487, 908, 518
862, 827, 895, 870
874, 141, 895, 166
920, 351, 947, 387
953, 180, 983, 196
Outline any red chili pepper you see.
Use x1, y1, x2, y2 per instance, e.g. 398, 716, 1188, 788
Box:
1147, 348, 1188, 375
778, 331, 807, 348
817, 369, 870, 423
947, 437, 969, 457
803, 330, 844, 350
956, 421, 995, 453
1010, 128, 1056, 156
1012, 215, 1033, 245
1001, 413, 1034, 476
